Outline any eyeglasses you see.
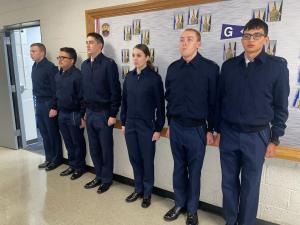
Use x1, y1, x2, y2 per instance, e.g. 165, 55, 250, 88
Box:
242, 32, 266, 40
57, 56, 72, 60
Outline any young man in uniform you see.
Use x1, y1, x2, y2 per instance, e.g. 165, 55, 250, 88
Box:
55, 47, 86, 180
81, 33, 121, 193
164, 28, 219, 225
215, 18, 289, 225
30, 43, 62, 171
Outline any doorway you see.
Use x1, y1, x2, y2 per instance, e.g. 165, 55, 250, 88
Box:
2, 21, 44, 155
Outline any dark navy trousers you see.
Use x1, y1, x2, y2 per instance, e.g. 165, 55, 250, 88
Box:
36, 100, 62, 164
58, 111, 86, 172
169, 120, 206, 214
220, 122, 270, 225
86, 109, 114, 183
125, 119, 156, 198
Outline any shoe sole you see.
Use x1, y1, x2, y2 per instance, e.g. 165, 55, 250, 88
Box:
164, 217, 179, 222
97, 188, 109, 194
186, 222, 198, 225
125, 195, 142, 203
125, 199, 138, 203
84, 184, 101, 189
164, 211, 185, 221
71, 175, 83, 180
60, 173, 73, 176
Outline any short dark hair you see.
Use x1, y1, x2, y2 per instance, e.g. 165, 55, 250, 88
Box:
60, 47, 77, 64
243, 18, 268, 36
87, 32, 104, 46
30, 43, 46, 55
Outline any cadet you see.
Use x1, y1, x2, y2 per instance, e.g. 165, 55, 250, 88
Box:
81, 33, 121, 193
30, 43, 62, 171
120, 44, 165, 208
215, 18, 289, 225
164, 28, 219, 225
55, 47, 86, 180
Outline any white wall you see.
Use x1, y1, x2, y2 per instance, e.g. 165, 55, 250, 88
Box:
0, 1, 300, 224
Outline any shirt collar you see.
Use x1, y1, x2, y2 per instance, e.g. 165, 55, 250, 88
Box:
88, 52, 104, 63
255, 49, 267, 63
60, 65, 74, 75
239, 49, 268, 65
179, 52, 202, 68
133, 66, 152, 76
35, 57, 48, 67
136, 64, 147, 75
244, 54, 253, 66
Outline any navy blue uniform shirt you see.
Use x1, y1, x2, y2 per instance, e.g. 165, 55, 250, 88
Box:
31, 57, 58, 108
121, 66, 165, 132
216, 50, 289, 142
55, 66, 85, 117
81, 53, 121, 117
165, 53, 219, 131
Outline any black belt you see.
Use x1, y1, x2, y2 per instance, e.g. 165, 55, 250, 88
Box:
86, 102, 110, 112
60, 108, 81, 113
224, 121, 269, 133
173, 116, 206, 128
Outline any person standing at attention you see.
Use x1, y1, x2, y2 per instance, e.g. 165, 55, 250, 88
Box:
81, 33, 121, 194
214, 18, 289, 225
121, 44, 165, 208
55, 47, 87, 180
164, 28, 219, 225
30, 43, 62, 171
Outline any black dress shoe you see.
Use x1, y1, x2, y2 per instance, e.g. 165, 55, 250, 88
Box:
141, 197, 151, 208
84, 178, 101, 189
186, 213, 198, 225
60, 167, 74, 176
70, 171, 84, 180
164, 206, 185, 221
45, 163, 61, 171
38, 161, 50, 169
97, 182, 112, 194
126, 191, 143, 202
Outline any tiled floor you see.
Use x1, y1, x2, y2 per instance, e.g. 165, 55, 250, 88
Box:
0, 148, 225, 225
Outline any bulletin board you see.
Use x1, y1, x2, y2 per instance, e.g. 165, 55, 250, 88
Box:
85, 0, 300, 162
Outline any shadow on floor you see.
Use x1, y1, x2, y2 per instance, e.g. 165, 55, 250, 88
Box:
24, 129, 44, 156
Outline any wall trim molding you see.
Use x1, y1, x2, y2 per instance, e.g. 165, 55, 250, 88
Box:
114, 121, 300, 162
